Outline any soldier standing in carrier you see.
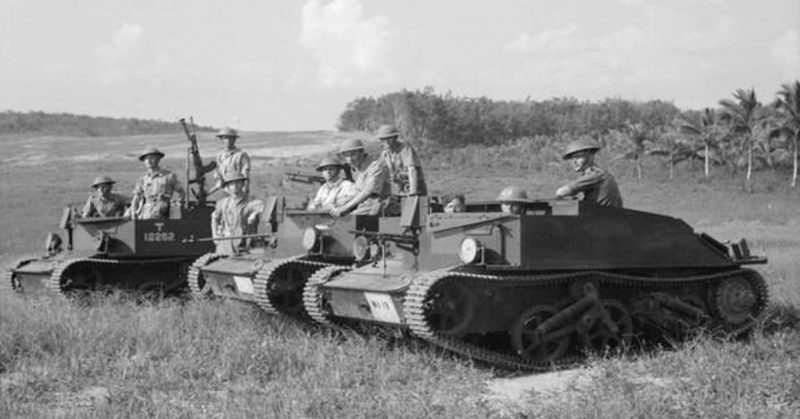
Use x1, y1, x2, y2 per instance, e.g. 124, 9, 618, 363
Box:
129, 147, 186, 220
211, 170, 264, 255
377, 124, 427, 197
330, 138, 392, 216
556, 139, 623, 207
307, 156, 355, 211
200, 127, 252, 195
81, 176, 129, 218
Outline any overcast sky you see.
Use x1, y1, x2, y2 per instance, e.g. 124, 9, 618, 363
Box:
1, 0, 797, 131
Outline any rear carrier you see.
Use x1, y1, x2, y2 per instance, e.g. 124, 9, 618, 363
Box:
300, 196, 769, 370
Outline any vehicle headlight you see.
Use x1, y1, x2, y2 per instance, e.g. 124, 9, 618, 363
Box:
302, 227, 319, 251
353, 235, 370, 261
458, 237, 481, 264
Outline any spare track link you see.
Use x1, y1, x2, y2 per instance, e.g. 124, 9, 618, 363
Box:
187, 253, 222, 297
48, 257, 196, 297
403, 268, 767, 371
2, 256, 41, 293
302, 265, 351, 327
253, 256, 329, 315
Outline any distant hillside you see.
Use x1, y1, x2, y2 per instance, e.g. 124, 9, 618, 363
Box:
0, 111, 214, 137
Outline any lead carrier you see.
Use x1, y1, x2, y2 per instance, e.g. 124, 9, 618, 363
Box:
3, 119, 216, 297
302, 197, 769, 370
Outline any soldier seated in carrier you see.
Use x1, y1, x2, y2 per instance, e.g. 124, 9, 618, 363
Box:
81, 176, 129, 218
498, 186, 531, 215
128, 147, 186, 220
444, 194, 466, 213
307, 156, 355, 211
556, 139, 623, 207
211, 170, 264, 255
330, 138, 393, 216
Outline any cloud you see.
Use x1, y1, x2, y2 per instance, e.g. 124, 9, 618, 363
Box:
502, 14, 741, 101
300, 0, 393, 88
771, 30, 800, 79
95, 24, 145, 84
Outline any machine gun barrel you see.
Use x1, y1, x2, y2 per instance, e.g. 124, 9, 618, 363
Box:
286, 171, 325, 184
182, 233, 276, 244
349, 229, 419, 245
179, 117, 207, 206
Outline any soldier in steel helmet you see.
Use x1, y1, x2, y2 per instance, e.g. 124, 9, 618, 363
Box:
80, 176, 129, 218
376, 124, 427, 196
330, 138, 392, 216
498, 186, 530, 215
307, 155, 356, 211
556, 139, 622, 207
201, 127, 251, 195
211, 169, 264, 255
128, 147, 186, 220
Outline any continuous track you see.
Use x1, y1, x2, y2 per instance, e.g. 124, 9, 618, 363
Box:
403, 268, 768, 371
253, 256, 331, 316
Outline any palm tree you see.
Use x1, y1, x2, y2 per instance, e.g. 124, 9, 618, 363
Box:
772, 80, 800, 188
675, 108, 723, 178
648, 131, 695, 180
719, 88, 762, 183
623, 121, 651, 180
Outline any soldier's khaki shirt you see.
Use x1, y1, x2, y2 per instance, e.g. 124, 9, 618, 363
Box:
350, 158, 391, 215
212, 195, 264, 255
132, 169, 186, 219
81, 193, 129, 218
307, 179, 356, 211
560, 166, 623, 207
215, 148, 251, 181
380, 142, 427, 195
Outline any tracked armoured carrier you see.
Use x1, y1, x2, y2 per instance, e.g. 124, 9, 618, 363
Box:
302, 197, 769, 370
3, 118, 217, 298
4, 198, 214, 297
186, 197, 381, 317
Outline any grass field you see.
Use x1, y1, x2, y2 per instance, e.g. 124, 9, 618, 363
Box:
1, 132, 799, 418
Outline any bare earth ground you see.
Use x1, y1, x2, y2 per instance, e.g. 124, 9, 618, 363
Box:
2, 132, 800, 417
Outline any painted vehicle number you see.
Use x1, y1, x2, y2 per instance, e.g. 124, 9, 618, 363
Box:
363, 292, 401, 324
143, 231, 175, 242
233, 276, 254, 294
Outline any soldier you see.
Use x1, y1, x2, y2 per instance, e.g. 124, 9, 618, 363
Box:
377, 124, 427, 196
444, 194, 466, 213
307, 156, 356, 211
201, 127, 251, 195
129, 147, 186, 220
555, 139, 623, 207
81, 176, 129, 218
330, 138, 392, 216
211, 170, 264, 255
498, 186, 530, 215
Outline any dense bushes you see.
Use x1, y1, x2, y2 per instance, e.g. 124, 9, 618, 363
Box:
0, 111, 213, 137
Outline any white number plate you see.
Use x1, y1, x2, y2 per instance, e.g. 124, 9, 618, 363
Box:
363, 292, 401, 324
233, 276, 254, 294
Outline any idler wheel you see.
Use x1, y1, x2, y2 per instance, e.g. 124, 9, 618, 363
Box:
510, 305, 570, 362
425, 280, 474, 336
712, 275, 759, 327
578, 299, 633, 352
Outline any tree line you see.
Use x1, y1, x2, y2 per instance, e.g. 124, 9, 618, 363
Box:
0, 111, 212, 137
338, 82, 800, 187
